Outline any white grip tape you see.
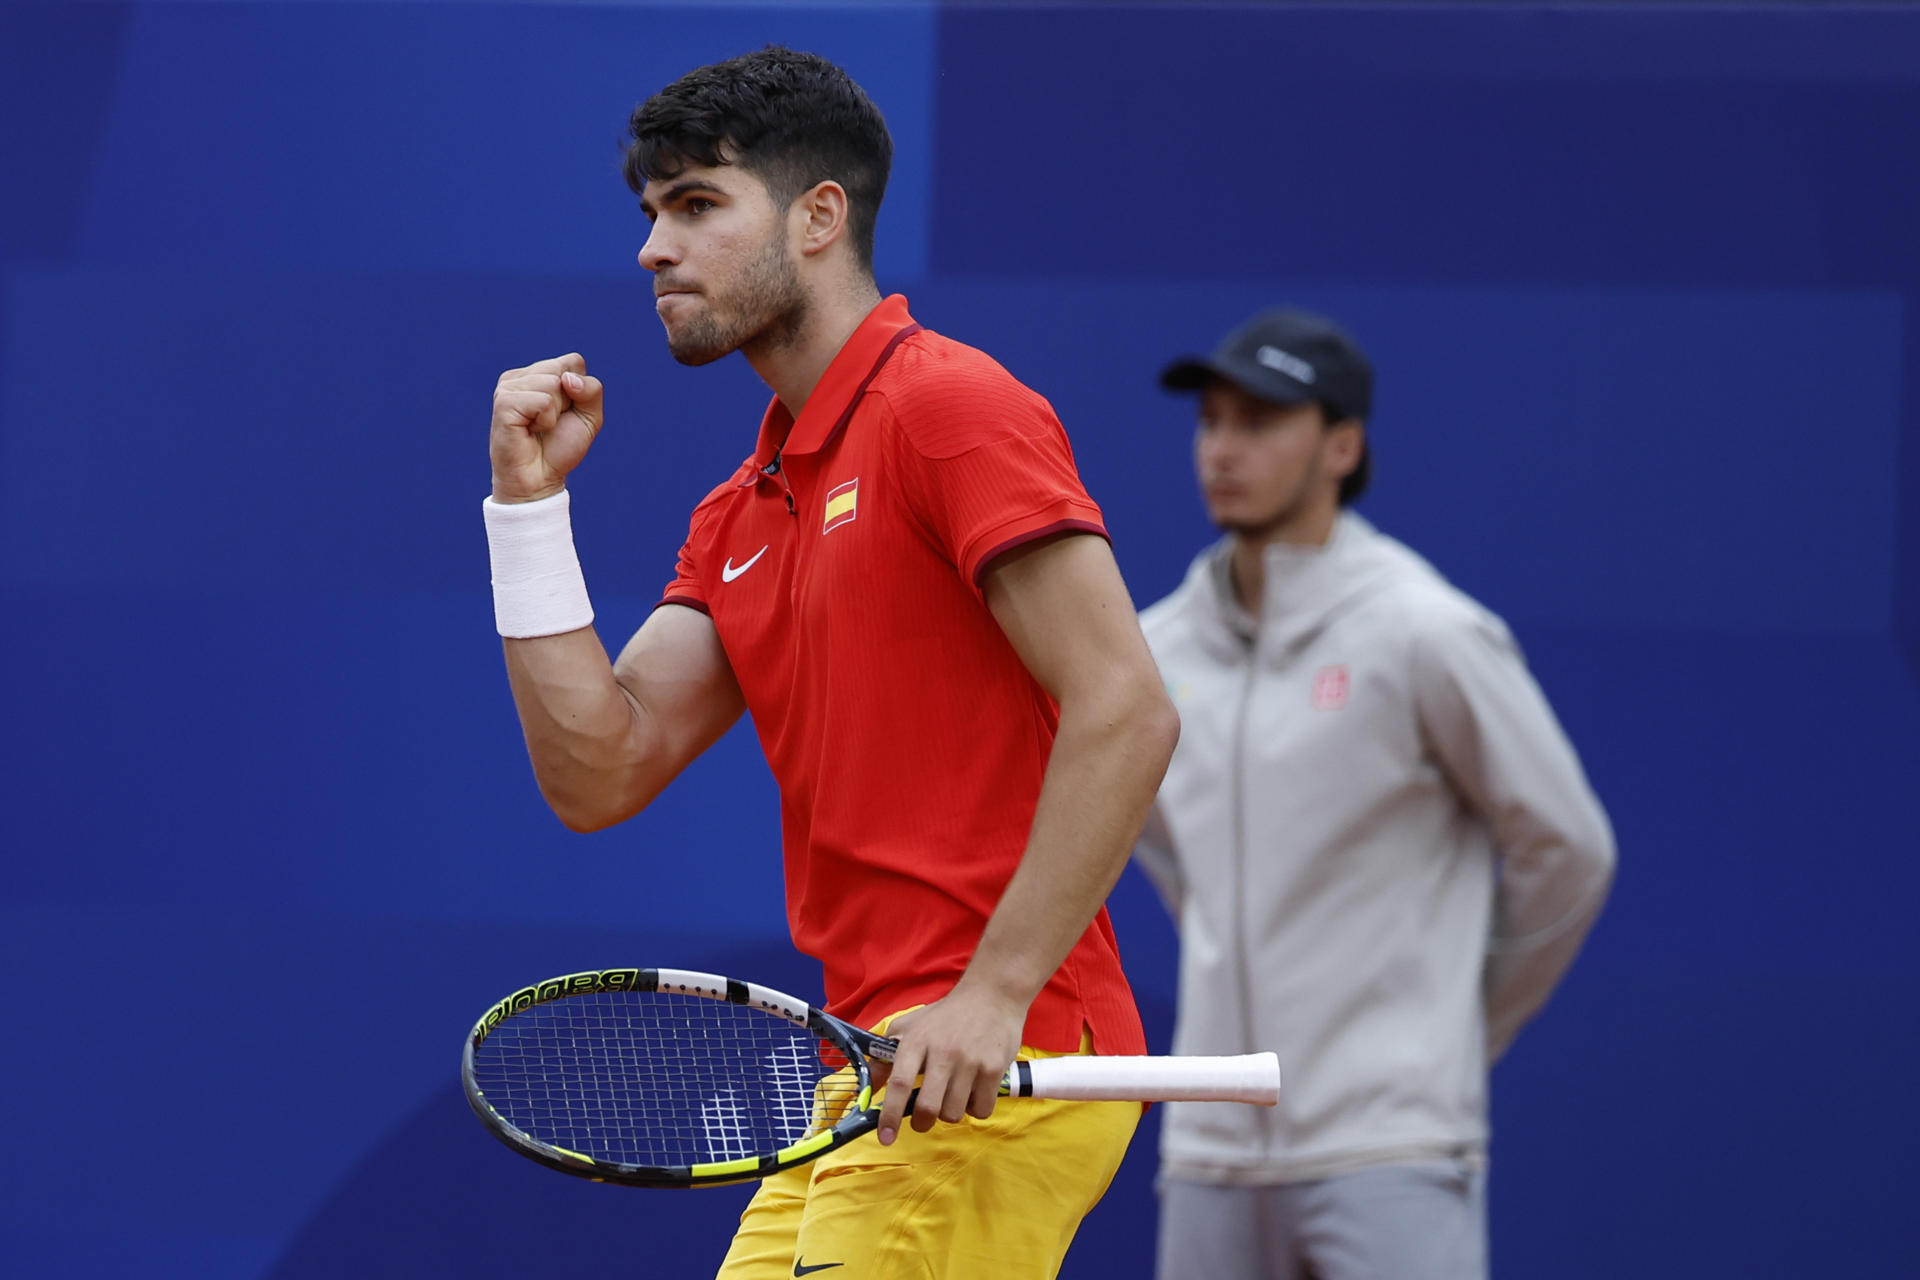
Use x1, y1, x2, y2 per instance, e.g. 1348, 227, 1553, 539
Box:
1019, 1052, 1281, 1105
483, 491, 595, 638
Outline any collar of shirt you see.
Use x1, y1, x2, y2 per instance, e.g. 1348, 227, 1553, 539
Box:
745, 294, 923, 477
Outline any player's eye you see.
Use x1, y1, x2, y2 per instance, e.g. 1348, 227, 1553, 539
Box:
688, 198, 716, 215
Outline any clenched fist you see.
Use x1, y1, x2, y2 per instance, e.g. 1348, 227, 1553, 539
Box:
491, 353, 606, 504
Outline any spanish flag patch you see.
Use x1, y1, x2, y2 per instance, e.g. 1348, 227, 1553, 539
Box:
822, 477, 859, 533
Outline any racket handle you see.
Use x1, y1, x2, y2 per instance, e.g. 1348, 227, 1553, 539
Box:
1008, 1052, 1281, 1105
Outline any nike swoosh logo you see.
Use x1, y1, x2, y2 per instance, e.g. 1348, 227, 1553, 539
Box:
722, 545, 769, 583
793, 1262, 844, 1276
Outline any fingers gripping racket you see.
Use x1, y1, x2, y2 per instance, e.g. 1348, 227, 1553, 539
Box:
462, 966, 1280, 1188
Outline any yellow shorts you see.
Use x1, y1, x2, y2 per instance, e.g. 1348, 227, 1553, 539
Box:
715, 1015, 1140, 1280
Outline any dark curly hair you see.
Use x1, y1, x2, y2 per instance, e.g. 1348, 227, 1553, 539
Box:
625, 46, 893, 270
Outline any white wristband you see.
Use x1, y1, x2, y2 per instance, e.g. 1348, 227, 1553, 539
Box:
482, 490, 595, 638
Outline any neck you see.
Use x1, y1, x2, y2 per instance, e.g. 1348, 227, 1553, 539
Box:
1226, 503, 1341, 615
746, 276, 884, 416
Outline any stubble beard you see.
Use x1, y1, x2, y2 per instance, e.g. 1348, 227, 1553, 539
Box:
1211, 462, 1324, 543
665, 230, 810, 367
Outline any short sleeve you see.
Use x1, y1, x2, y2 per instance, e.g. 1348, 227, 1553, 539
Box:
882, 378, 1108, 591
656, 509, 711, 616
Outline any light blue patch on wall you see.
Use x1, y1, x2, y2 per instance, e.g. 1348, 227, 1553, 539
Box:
74, 3, 934, 281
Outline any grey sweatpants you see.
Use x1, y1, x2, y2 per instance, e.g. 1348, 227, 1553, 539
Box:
1155, 1161, 1488, 1280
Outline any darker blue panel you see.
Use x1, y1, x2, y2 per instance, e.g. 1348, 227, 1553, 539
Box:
1506, 627, 1920, 982
0, 2, 133, 260
1898, 291, 1920, 690
1490, 972, 1920, 1279
0, 2, 135, 494
930, 8, 1920, 290
1458, 624, 1920, 1279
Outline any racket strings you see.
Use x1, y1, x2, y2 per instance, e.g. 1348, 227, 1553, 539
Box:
469, 991, 861, 1167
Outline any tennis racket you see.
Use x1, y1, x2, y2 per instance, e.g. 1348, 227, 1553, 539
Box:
462, 965, 1280, 1188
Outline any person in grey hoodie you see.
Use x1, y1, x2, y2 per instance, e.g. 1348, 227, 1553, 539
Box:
1133, 307, 1616, 1280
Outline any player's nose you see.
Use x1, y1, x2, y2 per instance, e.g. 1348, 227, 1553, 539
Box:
638, 224, 677, 273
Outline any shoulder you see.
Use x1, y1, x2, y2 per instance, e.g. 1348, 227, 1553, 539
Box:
869, 329, 1062, 460
1344, 524, 1516, 658
680, 457, 757, 540
1383, 558, 1516, 669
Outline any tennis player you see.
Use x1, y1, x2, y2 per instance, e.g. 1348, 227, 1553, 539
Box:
481, 47, 1178, 1278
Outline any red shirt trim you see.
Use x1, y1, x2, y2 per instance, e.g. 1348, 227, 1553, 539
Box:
971, 518, 1113, 590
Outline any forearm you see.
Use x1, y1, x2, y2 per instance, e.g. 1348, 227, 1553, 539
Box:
503, 631, 659, 831
1483, 828, 1615, 1059
959, 677, 1179, 1007
483, 481, 650, 827
1484, 865, 1611, 1060
485, 360, 745, 831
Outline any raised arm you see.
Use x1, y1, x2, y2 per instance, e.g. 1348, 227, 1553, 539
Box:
875, 532, 1180, 1143
487, 354, 744, 832
502, 604, 744, 831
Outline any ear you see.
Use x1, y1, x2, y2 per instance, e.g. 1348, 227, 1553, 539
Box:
1324, 419, 1366, 481
793, 180, 852, 259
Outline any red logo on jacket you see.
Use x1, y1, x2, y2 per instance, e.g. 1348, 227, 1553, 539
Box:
1310, 665, 1349, 711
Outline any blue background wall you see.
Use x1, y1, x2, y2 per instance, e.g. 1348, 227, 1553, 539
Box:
3, 2, 1917, 1277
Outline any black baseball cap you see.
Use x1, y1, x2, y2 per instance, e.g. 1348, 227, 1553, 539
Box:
1160, 307, 1373, 422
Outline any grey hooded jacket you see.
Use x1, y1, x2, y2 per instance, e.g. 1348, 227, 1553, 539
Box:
1134, 513, 1615, 1184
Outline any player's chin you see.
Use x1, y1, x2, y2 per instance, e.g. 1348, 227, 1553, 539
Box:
1204, 499, 1253, 528
663, 327, 734, 368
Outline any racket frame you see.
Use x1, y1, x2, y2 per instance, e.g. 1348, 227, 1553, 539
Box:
461, 966, 894, 1189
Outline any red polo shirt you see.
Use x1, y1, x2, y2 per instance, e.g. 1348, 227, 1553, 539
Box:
658, 295, 1146, 1055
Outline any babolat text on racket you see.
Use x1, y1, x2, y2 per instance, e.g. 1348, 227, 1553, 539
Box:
461, 966, 1280, 1188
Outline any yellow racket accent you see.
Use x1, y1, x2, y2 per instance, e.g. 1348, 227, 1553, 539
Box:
776, 1130, 837, 1166
690, 1154, 765, 1180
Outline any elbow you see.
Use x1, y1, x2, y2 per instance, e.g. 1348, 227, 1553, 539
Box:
538, 773, 649, 835
544, 788, 620, 834
1587, 830, 1619, 907
1126, 669, 1181, 773
1146, 683, 1181, 768
553, 803, 620, 835
1064, 664, 1179, 789
1580, 808, 1620, 891
1546, 815, 1618, 933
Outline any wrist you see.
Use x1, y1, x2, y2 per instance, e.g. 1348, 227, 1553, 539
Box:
950, 965, 1041, 1017
482, 489, 595, 638
489, 479, 566, 505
